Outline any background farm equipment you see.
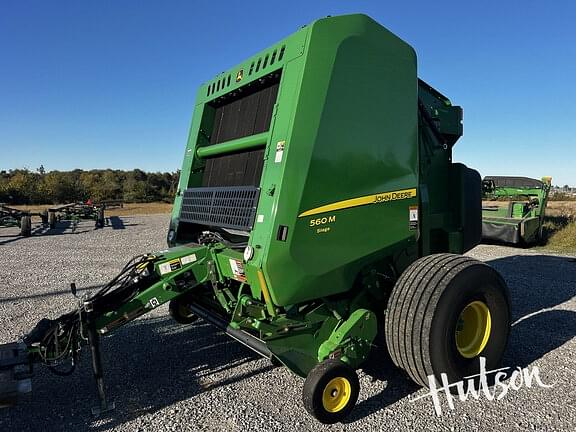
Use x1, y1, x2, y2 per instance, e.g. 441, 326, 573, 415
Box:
101, 200, 124, 210
1, 14, 511, 424
48, 202, 106, 231
0, 204, 47, 237
482, 176, 552, 245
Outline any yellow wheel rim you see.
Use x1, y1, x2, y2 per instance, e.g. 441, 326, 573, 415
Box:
455, 301, 492, 358
322, 377, 352, 413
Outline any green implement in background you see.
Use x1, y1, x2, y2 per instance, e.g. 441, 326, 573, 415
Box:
482, 176, 552, 244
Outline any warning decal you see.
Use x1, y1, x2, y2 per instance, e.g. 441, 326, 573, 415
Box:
229, 259, 246, 281
409, 205, 419, 230
159, 258, 182, 275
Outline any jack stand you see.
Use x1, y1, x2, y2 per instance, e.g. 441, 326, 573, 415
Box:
85, 303, 115, 416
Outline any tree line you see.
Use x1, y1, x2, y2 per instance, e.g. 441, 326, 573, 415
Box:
0, 167, 179, 204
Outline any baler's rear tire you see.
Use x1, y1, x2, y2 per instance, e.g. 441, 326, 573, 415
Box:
302, 359, 359, 424
384, 253, 510, 388
20, 215, 31, 236
168, 298, 198, 325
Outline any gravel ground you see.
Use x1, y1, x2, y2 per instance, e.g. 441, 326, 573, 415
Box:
0, 215, 574, 431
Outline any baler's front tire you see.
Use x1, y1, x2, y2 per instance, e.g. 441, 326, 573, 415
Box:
168, 298, 198, 325
302, 359, 359, 424
384, 253, 510, 388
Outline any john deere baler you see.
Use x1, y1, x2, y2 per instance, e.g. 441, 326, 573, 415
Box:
1, 14, 510, 424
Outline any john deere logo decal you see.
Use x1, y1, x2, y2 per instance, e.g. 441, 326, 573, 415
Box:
236, 69, 244, 82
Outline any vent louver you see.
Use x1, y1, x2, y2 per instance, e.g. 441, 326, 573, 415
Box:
180, 186, 260, 231
207, 44, 285, 97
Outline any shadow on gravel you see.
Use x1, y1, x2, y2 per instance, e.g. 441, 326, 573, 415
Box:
45, 221, 101, 236
0, 217, 139, 246
0, 222, 92, 245
102, 216, 139, 230
487, 254, 576, 371
344, 347, 419, 423
505, 309, 576, 371
487, 254, 576, 319
0, 316, 272, 432
0, 285, 100, 305
107, 216, 126, 230
0, 223, 55, 246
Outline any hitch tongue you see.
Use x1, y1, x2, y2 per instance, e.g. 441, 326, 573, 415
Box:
0, 342, 32, 408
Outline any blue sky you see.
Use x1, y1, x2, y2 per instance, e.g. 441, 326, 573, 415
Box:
1, 1, 575, 185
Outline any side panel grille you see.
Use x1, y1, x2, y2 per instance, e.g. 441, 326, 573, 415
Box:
180, 186, 260, 231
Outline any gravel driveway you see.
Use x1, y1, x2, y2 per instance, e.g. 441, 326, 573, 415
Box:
0, 215, 574, 431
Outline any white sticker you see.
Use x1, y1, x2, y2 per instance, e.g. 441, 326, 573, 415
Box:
159, 262, 172, 275
275, 140, 285, 163
229, 259, 245, 279
409, 205, 419, 231
409, 207, 418, 221
257, 214, 264, 223
149, 297, 160, 308
181, 254, 197, 265
158, 259, 182, 275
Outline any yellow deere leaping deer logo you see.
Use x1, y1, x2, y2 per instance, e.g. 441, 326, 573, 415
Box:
236, 69, 244, 82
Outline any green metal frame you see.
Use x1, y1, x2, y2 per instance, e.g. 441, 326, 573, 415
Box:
48, 202, 105, 231
0, 204, 44, 235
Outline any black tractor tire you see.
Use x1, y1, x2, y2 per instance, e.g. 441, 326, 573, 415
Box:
168, 298, 198, 325
302, 359, 360, 424
20, 215, 32, 237
95, 208, 105, 228
40, 210, 49, 225
48, 211, 56, 229
384, 253, 510, 388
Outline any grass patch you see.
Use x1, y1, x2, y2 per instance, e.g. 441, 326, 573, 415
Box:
539, 201, 576, 254
12, 202, 172, 217
104, 202, 172, 216
544, 220, 576, 253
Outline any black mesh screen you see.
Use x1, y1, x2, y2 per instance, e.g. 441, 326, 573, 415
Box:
180, 186, 260, 231
210, 81, 279, 145
200, 74, 280, 188
202, 148, 264, 187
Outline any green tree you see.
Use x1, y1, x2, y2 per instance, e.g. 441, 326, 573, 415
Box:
42, 171, 86, 203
